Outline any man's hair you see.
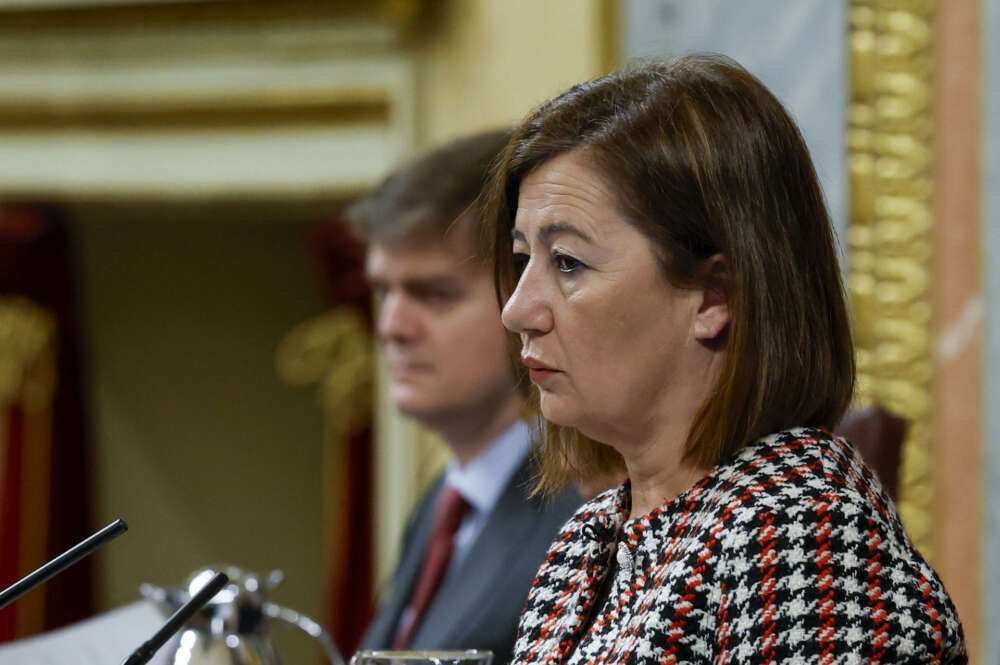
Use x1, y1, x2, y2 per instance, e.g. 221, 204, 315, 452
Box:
482, 54, 856, 492
346, 128, 511, 243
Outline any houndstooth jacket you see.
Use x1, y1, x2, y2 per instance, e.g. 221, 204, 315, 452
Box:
512, 427, 967, 665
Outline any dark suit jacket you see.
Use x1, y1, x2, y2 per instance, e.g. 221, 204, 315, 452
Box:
360, 457, 581, 665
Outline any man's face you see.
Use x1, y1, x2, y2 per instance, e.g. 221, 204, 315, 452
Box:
366, 229, 517, 428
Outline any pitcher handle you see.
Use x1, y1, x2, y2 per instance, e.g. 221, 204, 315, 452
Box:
262, 601, 347, 665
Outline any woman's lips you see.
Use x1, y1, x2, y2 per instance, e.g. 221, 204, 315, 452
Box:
522, 356, 560, 383
528, 368, 559, 383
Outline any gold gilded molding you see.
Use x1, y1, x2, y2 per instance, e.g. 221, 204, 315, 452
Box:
848, 0, 935, 557
0, 100, 390, 132
0, 297, 56, 410
0, 1, 427, 33
275, 307, 373, 443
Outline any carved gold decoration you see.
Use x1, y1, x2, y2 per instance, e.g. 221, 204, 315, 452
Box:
849, 0, 935, 557
0, 298, 56, 411
276, 307, 373, 443
0, 1, 427, 38
0, 98, 391, 132
276, 306, 374, 580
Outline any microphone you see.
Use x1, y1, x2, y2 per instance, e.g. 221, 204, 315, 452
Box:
121, 570, 229, 665
581, 521, 618, 544
0, 518, 128, 610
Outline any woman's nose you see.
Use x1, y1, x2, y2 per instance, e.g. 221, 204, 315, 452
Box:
501, 269, 553, 336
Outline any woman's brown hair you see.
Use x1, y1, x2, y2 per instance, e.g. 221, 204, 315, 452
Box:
481, 54, 856, 492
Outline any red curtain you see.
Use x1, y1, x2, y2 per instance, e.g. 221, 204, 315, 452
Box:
0, 205, 94, 641
308, 218, 374, 656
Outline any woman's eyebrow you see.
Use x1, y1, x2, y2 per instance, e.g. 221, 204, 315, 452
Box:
511, 222, 593, 245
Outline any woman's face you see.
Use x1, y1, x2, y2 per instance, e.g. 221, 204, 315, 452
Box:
502, 150, 726, 447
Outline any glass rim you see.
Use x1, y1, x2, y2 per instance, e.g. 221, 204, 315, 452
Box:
352, 650, 492, 661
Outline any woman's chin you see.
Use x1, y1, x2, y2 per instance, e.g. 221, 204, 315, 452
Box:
539, 396, 581, 429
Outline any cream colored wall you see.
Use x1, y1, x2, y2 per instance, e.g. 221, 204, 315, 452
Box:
416, 0, 610, 147
371, 0, 613, 586
73, 202, 329, 665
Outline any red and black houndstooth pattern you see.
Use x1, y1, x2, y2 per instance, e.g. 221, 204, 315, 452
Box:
513, 428, 967, 665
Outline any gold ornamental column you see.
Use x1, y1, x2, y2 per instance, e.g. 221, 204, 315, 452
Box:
848, 0, 935, 554
849, 0, 984, 655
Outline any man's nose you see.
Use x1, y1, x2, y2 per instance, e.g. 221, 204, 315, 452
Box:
376, 293, 420, 343
501, 268, 553, 337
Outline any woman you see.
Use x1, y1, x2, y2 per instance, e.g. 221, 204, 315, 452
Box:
482, 55, 966, 664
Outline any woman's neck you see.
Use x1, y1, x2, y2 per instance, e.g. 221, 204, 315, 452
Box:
616, 351, 721, 518
625, 455, 707, 519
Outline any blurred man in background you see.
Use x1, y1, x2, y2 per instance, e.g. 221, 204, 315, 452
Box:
347, 130, 580, 665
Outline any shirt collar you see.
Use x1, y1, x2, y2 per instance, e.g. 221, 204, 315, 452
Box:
443, 420, 533, 515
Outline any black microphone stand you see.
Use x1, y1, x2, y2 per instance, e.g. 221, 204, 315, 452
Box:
121, 571, 229, 665
0, 519, 128, 610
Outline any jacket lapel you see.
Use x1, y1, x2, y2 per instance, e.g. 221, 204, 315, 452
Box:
362, 476, 445, 649
410, 459, 539, 646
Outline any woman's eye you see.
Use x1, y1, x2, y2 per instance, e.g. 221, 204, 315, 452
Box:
512, 252, 529, 276
554, 253, 583, 274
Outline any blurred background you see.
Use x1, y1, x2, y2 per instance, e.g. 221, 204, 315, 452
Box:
0, 0, 994, 663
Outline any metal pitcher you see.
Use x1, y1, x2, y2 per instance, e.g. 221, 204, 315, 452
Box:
141, 565, 345, 665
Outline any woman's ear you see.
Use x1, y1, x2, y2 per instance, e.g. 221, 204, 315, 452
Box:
693, 254, 730, 341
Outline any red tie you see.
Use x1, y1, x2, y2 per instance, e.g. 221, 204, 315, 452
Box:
393, 485, 471, 648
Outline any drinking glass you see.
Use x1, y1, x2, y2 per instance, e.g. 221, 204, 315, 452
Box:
350, 650, 493, 665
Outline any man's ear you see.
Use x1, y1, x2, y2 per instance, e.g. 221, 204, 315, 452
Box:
693, 254, 730, 341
